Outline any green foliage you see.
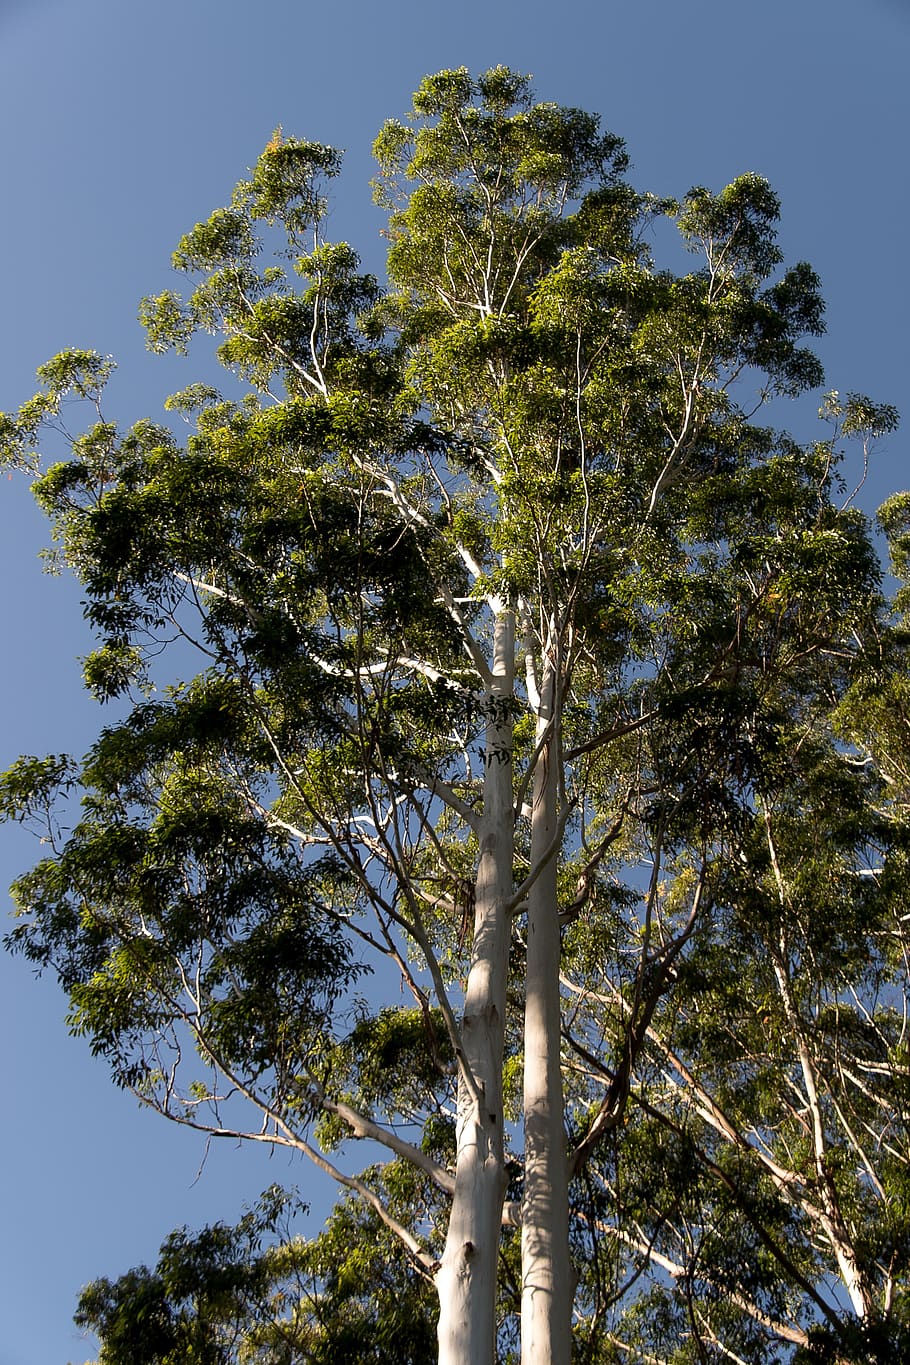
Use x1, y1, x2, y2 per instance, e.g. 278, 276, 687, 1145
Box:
1, 66, 905, 1364
75, 1185, 438, 1365
795, 1319, 910, 1365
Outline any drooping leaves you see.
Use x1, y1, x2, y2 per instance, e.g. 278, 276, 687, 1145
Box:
1, 68, 905, 1364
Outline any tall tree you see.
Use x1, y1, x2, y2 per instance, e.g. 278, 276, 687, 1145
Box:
1, 68, 902, 1364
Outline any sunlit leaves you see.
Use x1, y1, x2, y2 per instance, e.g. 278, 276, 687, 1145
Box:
1, 65, 905, 1363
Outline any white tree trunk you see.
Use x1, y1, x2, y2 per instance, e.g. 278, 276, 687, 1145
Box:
521, 655, 572, 1365
436, 607, 514, 1365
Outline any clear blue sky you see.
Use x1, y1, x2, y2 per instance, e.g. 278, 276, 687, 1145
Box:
1, 1, 907, 1360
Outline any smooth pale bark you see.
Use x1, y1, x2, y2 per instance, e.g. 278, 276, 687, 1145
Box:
521, 655, 572, 1365
765, 819, 877, 1321
436, 607, 514, 1365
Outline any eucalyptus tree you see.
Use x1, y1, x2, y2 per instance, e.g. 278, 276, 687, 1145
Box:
564, 588, 910, 1363
73, 1186, 439, 1365
562, 434, 908, 1365
1, 68, 900, 1365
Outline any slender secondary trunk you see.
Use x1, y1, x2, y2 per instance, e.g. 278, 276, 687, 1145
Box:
436, 607, 514, 1365
765, 821, 876, 1322
771, 948, 875, 1320
521, 653, 572, 1365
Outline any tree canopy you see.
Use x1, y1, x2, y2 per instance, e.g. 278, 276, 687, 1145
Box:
1, 67, 907, 1365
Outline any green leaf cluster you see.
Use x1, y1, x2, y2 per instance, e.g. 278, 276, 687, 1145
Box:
1, 67, 905, 1364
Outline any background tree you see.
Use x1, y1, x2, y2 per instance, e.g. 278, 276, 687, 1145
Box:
73, 1184, 438, 1365
1, 68, 902, 1365
559, 407, 910, 1363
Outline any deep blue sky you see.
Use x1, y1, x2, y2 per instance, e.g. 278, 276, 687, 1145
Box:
1, 2, 907, 1361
